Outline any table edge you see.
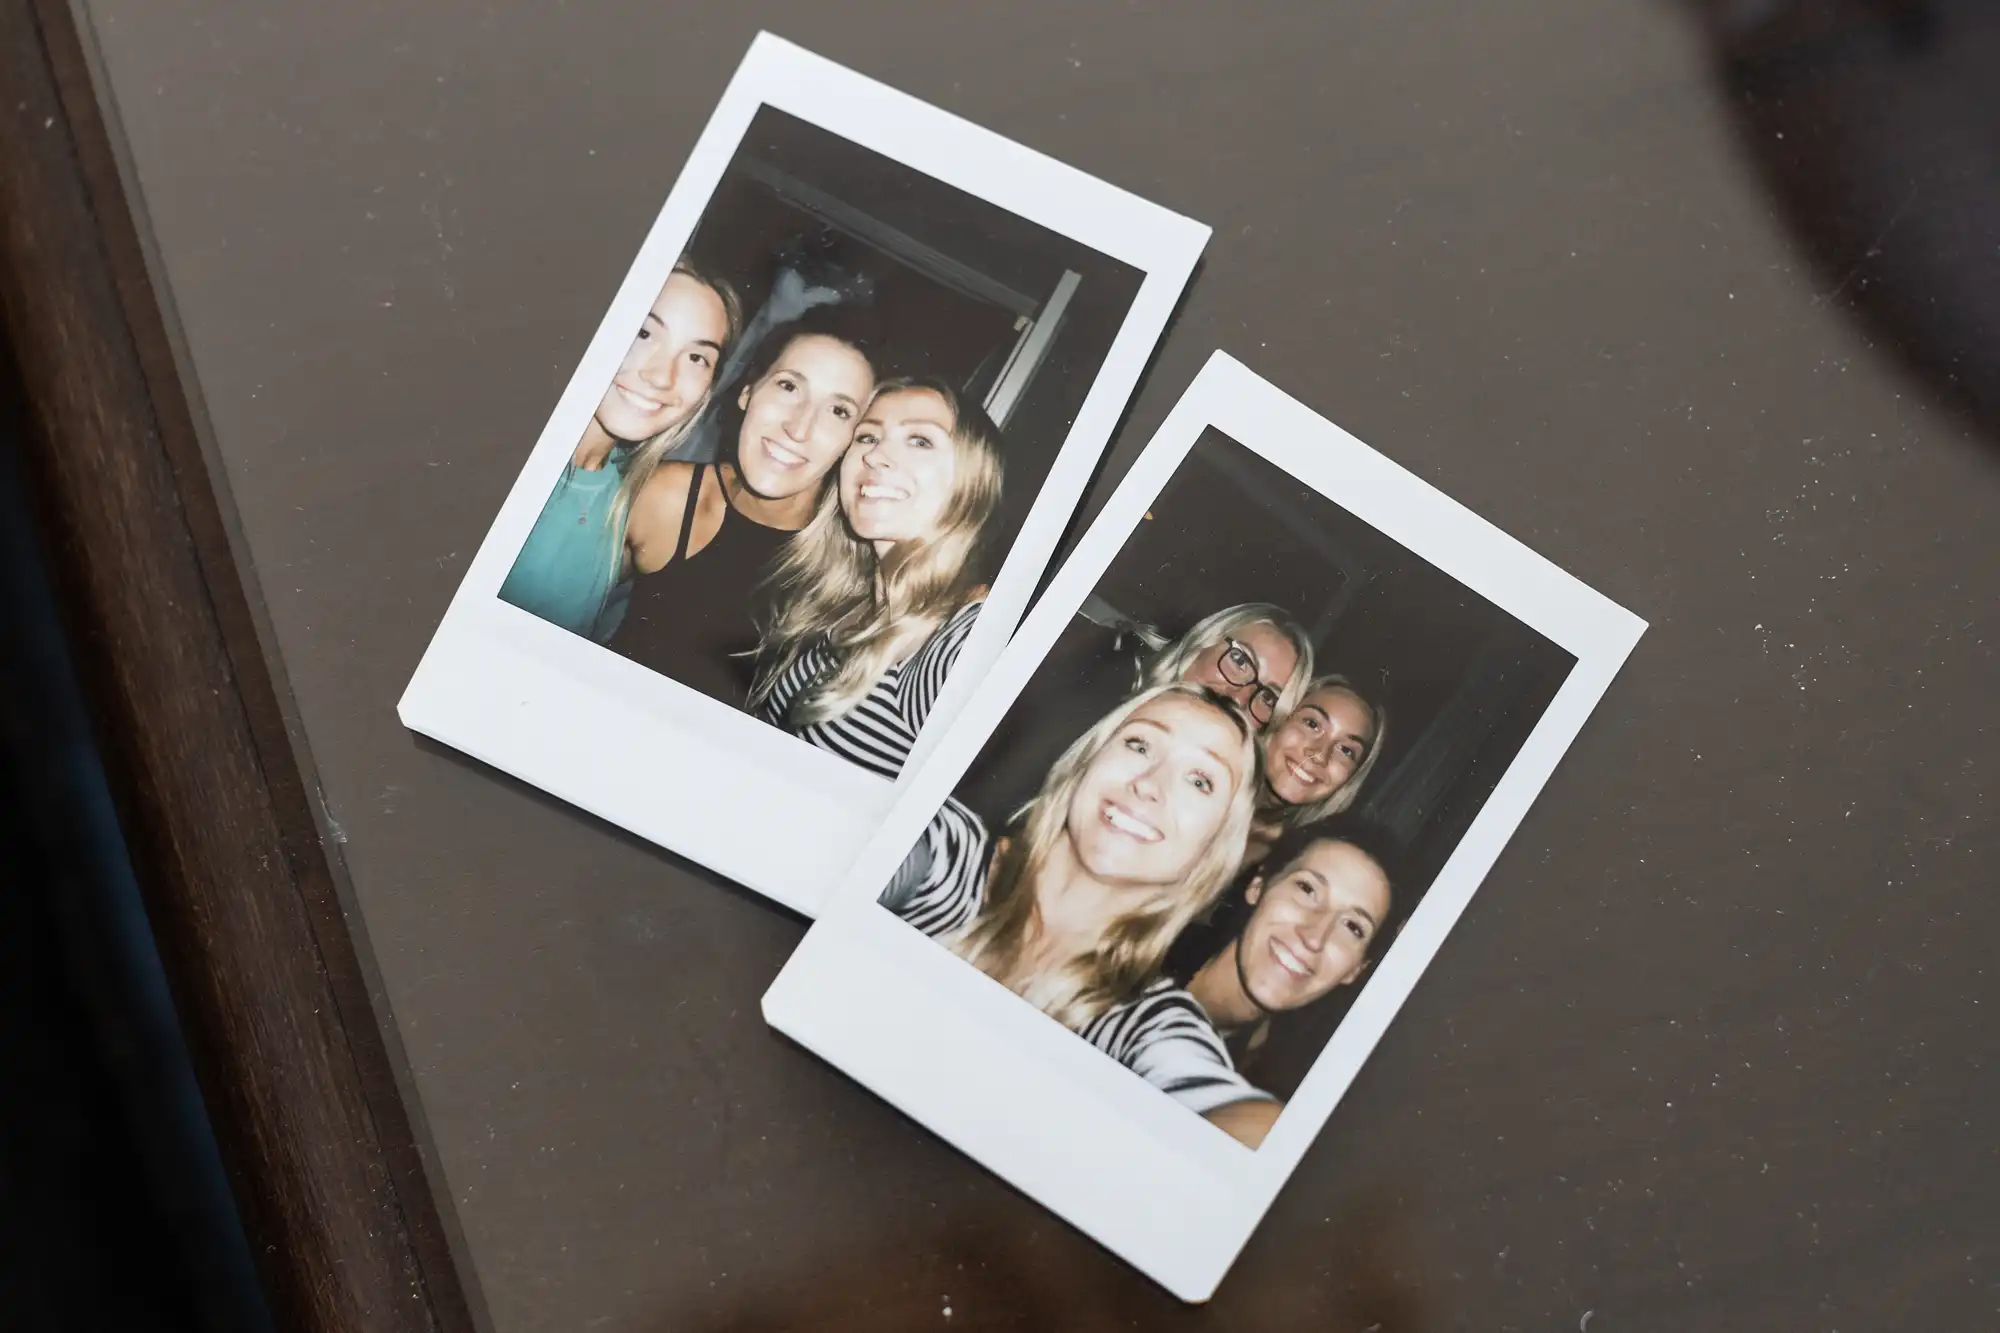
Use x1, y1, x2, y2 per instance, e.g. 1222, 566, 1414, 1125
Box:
0, 4, 475, 1330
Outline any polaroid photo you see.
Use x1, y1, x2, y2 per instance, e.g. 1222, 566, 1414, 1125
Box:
398, 34, 1209, 913
764, 352, 1646, 1300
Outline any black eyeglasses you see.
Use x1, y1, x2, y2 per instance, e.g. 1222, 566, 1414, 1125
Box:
1216, 638, 1284, 725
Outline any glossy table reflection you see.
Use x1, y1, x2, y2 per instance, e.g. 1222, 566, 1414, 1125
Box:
23, 0, 2000, 1328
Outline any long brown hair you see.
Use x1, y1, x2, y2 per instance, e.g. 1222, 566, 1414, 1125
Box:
604, 257, 744, 581
1269, 674, 1389, 829
952, 684, 1260, 1028
749, 377, 1003, 723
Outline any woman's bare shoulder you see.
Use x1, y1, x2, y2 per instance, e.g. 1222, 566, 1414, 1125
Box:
631, 461, 696, 526
637, 459, 694, 504
626, 461, 698, 570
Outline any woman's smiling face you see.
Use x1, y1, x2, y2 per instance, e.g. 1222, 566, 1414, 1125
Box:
839, 387, 960, 547
1064, 695, 1250, 888
1263, 685, 1377, 807
732, 333, 876, 501
593, 271, 730, 443
1234, 838, 1390, 1013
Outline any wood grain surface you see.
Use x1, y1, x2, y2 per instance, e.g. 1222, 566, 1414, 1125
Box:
0, 2, 467, 1329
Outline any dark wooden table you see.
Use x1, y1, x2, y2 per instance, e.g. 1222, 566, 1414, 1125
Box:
4, 1, 1994, 1329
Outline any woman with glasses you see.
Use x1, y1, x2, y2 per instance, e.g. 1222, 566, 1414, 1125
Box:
1142, 603, 1314, 732
949, 603, 1315, 832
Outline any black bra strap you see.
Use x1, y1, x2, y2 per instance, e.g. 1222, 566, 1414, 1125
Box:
672, 462, 707, 561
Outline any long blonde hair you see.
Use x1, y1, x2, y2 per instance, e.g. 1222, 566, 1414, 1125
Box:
603, 258, 744, 582
1270, 673, 1389, 828
952, 684, 1260, 1028
1142, 602, 1316, 722
749, 377, 1003, 724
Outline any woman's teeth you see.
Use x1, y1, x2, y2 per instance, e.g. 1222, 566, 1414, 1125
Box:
859, 482, 911, 501
616, 385, 666, 413
1288, 760, 1319, 787
763, 438, 805, 468
1271, 939, 1312, 978
1101, 801, 1162, 842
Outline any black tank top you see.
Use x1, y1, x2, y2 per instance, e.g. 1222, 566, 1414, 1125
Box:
608, 463, 793, 708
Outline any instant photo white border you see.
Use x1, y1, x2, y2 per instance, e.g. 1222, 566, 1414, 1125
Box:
398, 33, 1210, 914
764, 352, 1647, 1301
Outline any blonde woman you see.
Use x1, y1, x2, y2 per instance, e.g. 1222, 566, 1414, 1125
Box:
1243, 674, 1388, 868
1144, 603, 1315, 731
883, 684, 1259, 1032
748, 377, 1003, 778
954, 601, 1315, 825
608, 311, 878, 702
500, 259, 740, 640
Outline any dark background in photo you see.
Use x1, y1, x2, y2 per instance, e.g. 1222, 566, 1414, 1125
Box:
953, 426, 1578, 1105
552, 104, 1145, 705
677, 105, 1146, 590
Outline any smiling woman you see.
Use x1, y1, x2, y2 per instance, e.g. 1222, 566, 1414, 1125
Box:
853, 411, 1599, 1161
497, 260, 741, 640
881, 683, 1259, 1027
747, 378, 1004, 779
1080, 814, 1400, 1148
605, 309, 879, 702
408, 62, 1185, 916
1244, 674, 1387, 869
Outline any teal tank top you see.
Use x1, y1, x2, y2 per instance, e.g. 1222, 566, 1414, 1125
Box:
498, 462, 628, 640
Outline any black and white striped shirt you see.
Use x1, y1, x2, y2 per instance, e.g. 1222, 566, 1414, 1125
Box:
878, 794, 991, 938
759, 601, 983, 781
1079, 980, 1273, 1115
878, 798, 1273, 1116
